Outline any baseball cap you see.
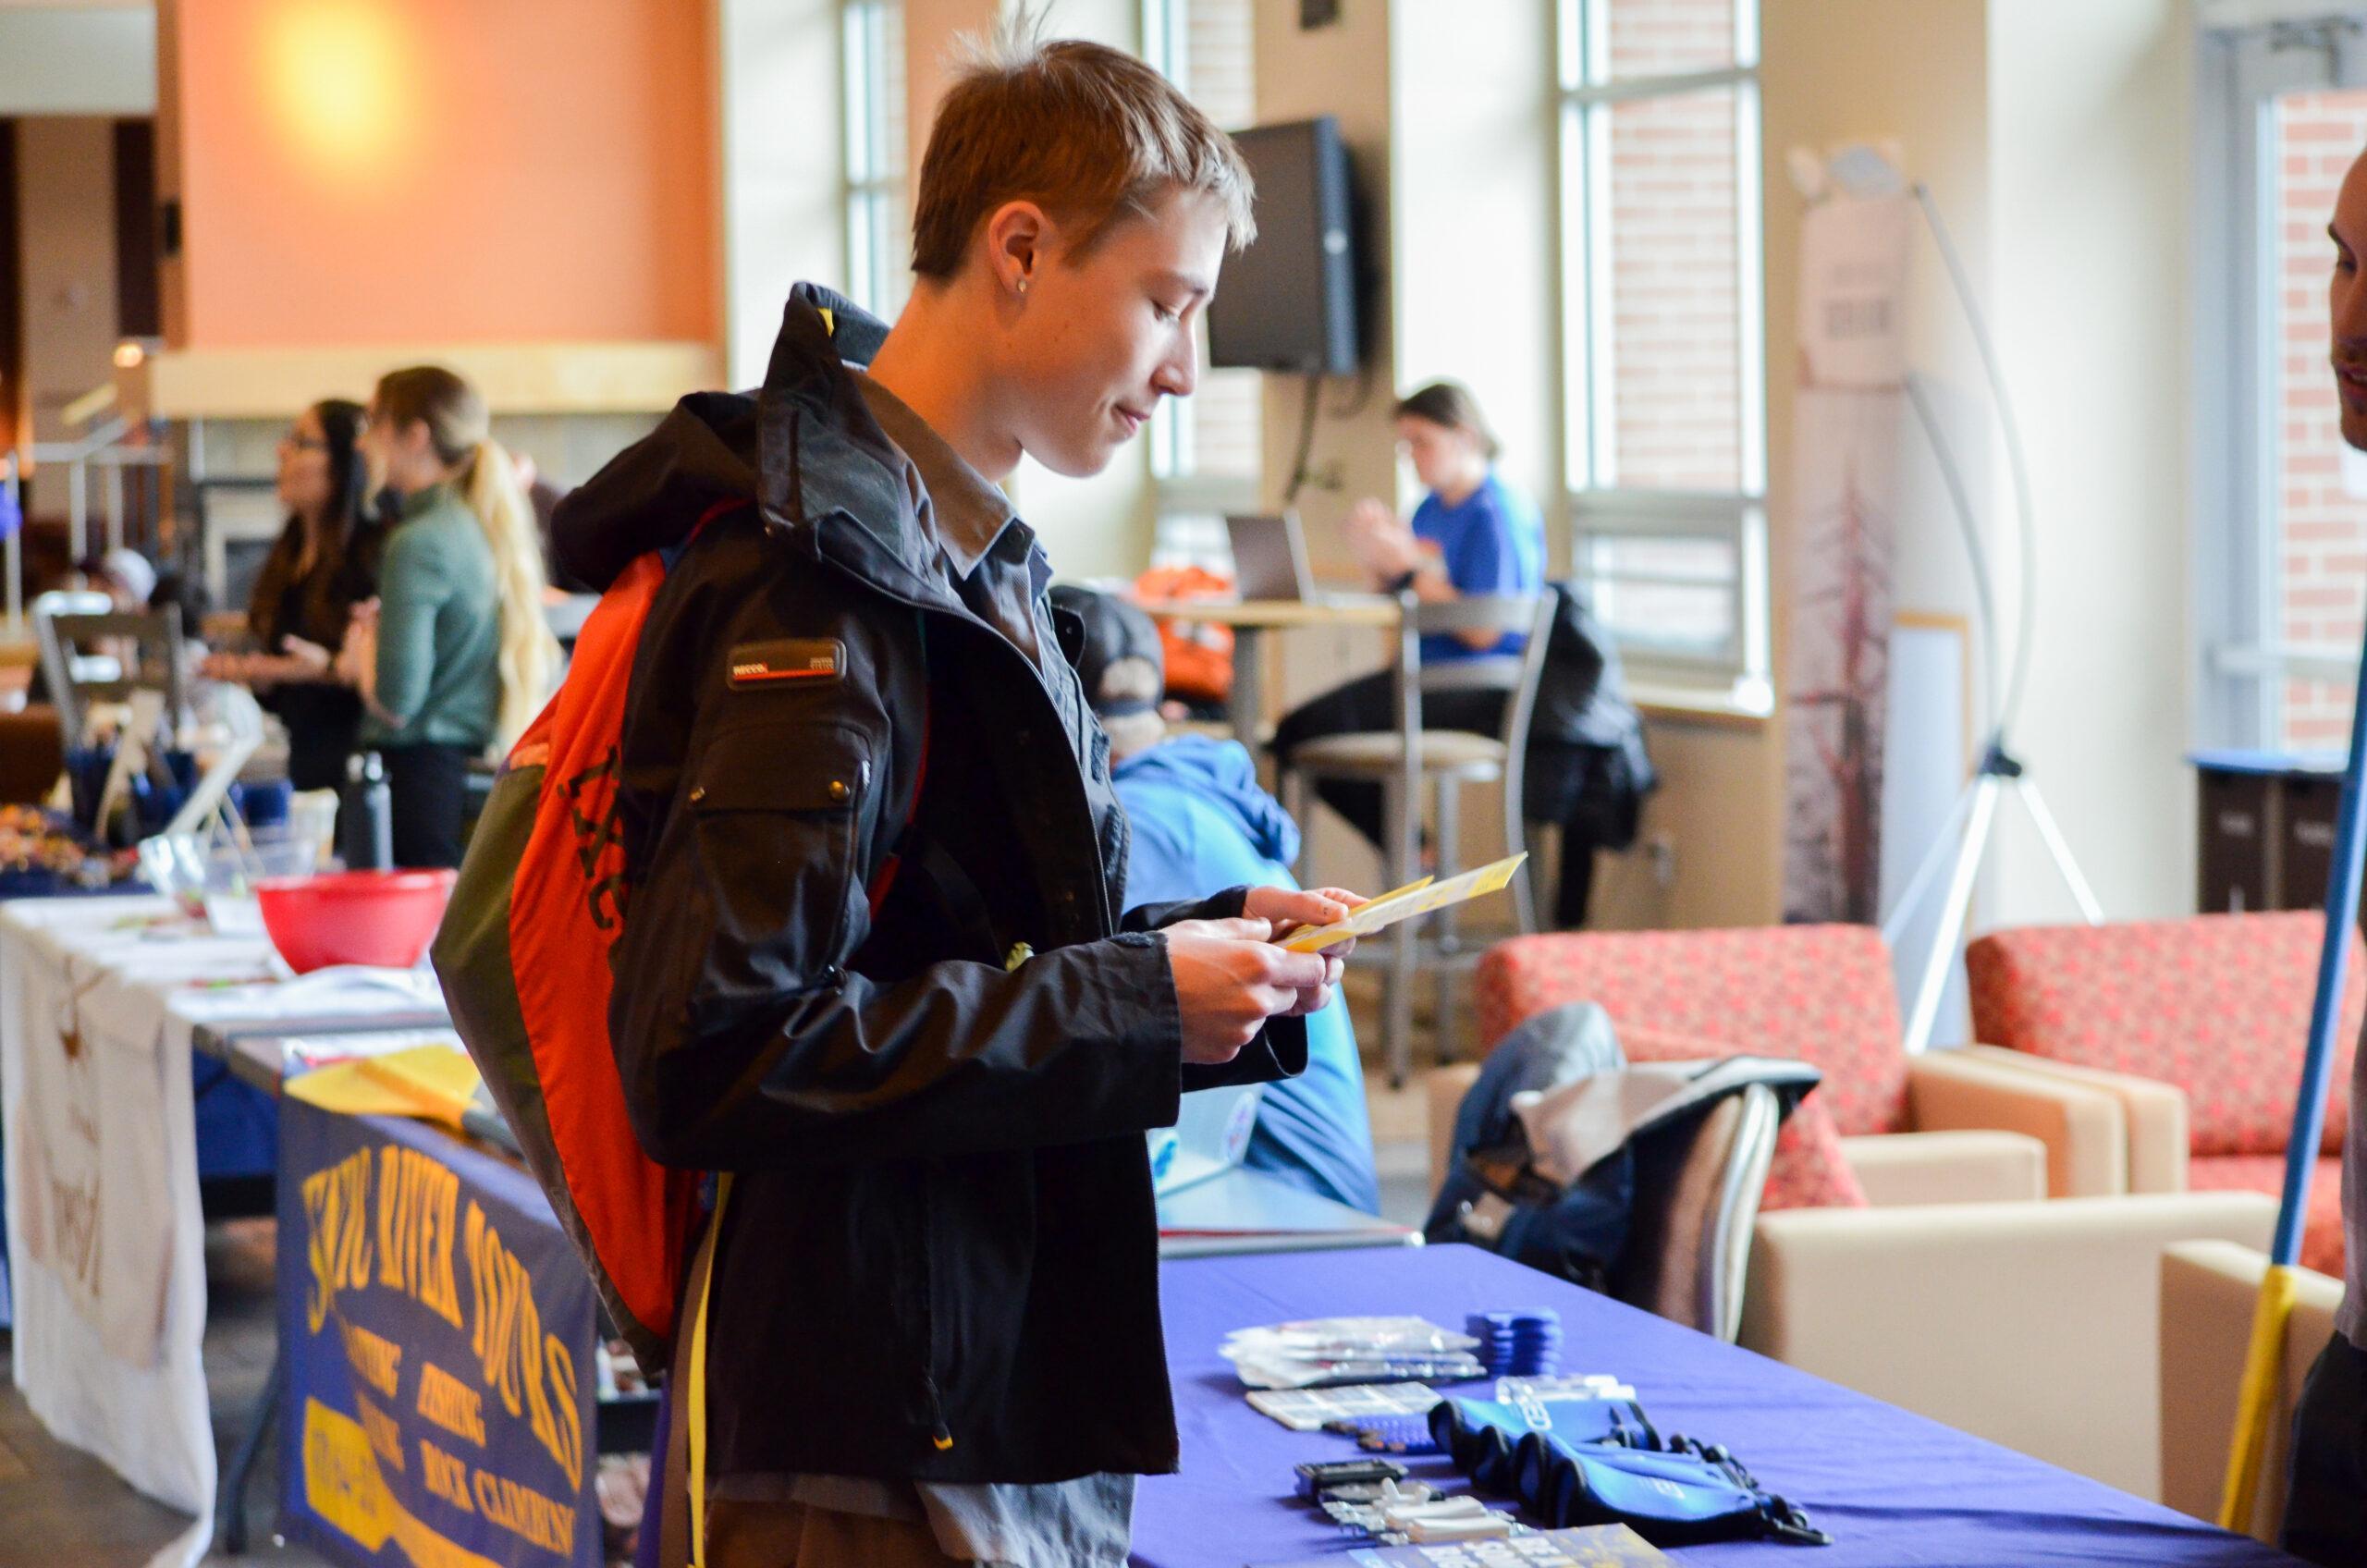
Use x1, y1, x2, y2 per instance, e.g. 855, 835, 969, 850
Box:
1049, 585, 1164, 718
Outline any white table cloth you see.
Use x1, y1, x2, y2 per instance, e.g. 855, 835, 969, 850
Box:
0, 896, 441, 1568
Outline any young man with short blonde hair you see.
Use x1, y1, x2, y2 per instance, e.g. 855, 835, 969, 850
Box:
553, 27, 1353, 1568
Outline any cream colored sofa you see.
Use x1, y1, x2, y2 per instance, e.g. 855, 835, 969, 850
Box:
2159, 1240, 2344, 1545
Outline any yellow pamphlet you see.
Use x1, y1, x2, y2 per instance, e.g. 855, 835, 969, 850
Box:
1277, 852, 1527, 954
286, 1044, 485, 1131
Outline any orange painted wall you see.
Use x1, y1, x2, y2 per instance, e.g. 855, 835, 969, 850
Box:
167, 0, 717, 349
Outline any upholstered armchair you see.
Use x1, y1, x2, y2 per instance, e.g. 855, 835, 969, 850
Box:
1967, 911, 2360, 1275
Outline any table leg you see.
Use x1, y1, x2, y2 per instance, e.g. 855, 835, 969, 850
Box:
1230, 627, 1265, 764
217, 1343, 285, 1555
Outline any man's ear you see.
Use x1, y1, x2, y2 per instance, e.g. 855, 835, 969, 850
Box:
982, 200, 1051, 296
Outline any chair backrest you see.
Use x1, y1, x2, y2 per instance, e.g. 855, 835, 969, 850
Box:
1380, 592, 1554, 869
1967, 913, 2364, 1158
1475, 925, 1912, 1136
1609, 1082, 1781, 1342
33, 594, 186, 745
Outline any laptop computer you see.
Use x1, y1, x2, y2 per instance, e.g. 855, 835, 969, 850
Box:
1225, 513, 1319, 603
1149, 1081, 1266, 1195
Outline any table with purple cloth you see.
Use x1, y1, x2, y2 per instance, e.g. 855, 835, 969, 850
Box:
1134, 1243, 2302, 1567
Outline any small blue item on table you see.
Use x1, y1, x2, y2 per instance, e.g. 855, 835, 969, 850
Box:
1346, 1413, 1443, 1455
229, 777, 292, 829
1468, 1306, 1563, 1377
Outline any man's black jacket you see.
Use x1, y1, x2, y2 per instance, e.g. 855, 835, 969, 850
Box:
554, 285, 1306, 1484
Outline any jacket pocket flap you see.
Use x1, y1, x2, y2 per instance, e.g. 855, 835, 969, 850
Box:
692, 722, 869, 813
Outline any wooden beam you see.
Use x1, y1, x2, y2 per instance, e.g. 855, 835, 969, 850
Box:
121, 339, 723, 421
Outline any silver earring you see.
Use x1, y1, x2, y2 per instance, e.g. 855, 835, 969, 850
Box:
1017, 276, 1030, 297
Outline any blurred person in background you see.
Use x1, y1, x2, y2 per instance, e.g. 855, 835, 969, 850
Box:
340, 366, 558, 869
1271, 380, 1545, 852
202, 398, 383, 790
1055, 584, 1380, 1213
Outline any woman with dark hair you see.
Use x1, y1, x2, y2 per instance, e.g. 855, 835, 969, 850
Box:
1272, 380, 1545, 851
203, 398, 384, 790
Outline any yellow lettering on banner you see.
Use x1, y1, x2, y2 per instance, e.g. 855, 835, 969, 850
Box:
300, 1399, 501, 1568
472, 1467, 578, 1557
417, 1359, 490, 1448
300, 1146, 374, 1333
337, 1317, 403, 1401
546, 1336, 583, 1495
375, 1145, 464, 1329
354, 1390, 406, 1473
419, 1436, 477, 1513
463, 1201, 584, 1489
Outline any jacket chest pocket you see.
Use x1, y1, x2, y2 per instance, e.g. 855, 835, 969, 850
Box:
689, 719, 873, 989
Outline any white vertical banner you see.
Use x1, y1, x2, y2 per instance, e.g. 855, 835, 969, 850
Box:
1784, 183, 1912, 924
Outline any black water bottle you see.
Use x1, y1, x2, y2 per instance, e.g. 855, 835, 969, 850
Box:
341, 752, 393, 870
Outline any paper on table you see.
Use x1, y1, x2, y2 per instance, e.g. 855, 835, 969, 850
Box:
1277, 853, 1527, 954
284, 1043, 484, 1130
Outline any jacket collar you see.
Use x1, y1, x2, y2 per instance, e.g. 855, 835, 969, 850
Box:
754, 283, 985, 620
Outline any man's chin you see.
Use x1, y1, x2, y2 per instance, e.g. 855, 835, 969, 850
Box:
1027, 440, 1122, 480
2346, 410, 2367, 455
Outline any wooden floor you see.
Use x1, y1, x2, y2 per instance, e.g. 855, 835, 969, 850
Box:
0, 1219, 331, 1567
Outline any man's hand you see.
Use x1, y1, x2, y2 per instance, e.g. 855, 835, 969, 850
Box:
1343, 497, 1419, 582
1166, 918, 1344, 1065
1244, 885, 1361, 949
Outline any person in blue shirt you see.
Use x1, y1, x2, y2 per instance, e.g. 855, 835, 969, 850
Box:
1055, 585, 1381, 1214
1272, 380, 1546, 850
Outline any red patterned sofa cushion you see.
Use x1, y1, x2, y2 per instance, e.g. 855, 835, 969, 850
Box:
1758, 1096, 1870, 1211
2187, 1155, 2347, 1278
1477, 926, 1910, 1137
1964, 913, 2361, 1158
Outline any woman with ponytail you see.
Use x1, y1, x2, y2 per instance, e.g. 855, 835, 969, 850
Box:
344, 365, 558, 868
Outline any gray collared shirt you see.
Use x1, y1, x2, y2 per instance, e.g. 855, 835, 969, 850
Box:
717, 369, 1134, 1568
853, 371, 1052, 671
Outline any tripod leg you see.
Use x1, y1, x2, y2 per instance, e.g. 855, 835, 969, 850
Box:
1881, 777, 1982, 948
1902, 777, 2000, 1054
2015, 778, 2104, 925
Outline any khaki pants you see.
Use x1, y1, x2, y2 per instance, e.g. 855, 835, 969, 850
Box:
705, 1497, 987, 1568
656, 1201, 992, 1568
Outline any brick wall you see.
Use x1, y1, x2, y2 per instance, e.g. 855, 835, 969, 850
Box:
2275, 92, 2367, 747
1604, 0, 1742, 492
1182, 0, 1259, 484
1583, 0, 1748, 652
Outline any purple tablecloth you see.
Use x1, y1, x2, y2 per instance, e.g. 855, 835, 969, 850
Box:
1135, 1244, 2302, 1567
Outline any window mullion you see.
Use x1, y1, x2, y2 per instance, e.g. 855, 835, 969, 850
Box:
1585, 95, 1618, 493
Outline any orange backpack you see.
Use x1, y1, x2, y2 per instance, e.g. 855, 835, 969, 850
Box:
435, 500, 928, 1375
432, 526, 717, 1372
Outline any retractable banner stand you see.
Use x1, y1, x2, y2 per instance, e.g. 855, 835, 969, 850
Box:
1783, 184, 1913, 924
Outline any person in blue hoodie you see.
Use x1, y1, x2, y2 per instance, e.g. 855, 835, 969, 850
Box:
1053, 584, 1380, 1214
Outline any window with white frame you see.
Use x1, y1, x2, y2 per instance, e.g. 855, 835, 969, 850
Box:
1560, 0, 1769, 705
843, 0, 911, 321
1144, 0, 1263, 571
2196, 9, 2367, 753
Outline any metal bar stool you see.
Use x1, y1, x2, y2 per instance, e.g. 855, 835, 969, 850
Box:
1280, 590, 1554, 1085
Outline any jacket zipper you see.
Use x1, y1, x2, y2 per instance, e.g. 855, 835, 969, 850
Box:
917, 1163, 953, 1451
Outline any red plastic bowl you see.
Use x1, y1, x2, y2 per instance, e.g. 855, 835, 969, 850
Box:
254, 869, 458, 974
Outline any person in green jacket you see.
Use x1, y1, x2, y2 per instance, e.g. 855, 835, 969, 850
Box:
340, 366, 558, 868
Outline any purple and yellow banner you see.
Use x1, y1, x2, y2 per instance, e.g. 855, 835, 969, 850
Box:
276, 1094, 598, 1568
